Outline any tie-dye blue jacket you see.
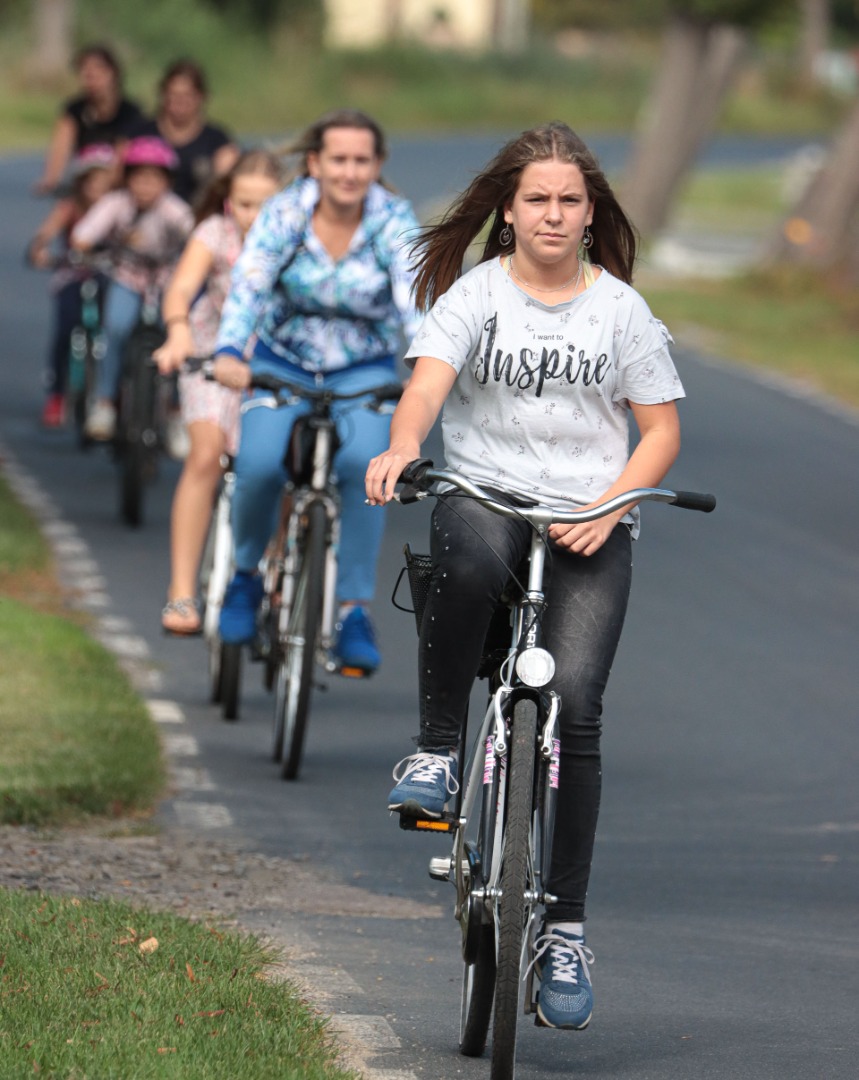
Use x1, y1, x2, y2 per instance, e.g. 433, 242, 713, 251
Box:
215, 177, 422, 372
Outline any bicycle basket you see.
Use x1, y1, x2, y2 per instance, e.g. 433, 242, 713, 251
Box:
391, 543, 433, 635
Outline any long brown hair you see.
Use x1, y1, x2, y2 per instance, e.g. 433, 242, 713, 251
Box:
193, 149, 285, 224
412, 122, 638, 309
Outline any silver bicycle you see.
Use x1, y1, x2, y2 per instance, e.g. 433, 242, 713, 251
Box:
393, 459, 716, 1080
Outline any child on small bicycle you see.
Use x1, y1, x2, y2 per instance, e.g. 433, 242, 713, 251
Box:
212, 109, 421, 674
366, 123, 685, 1032
70, 135, 194, 440
152, 150, 284, 636
28, 143, 116, 427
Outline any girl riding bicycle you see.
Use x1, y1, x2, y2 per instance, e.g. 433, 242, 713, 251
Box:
28, 143, 116, 427
152, 150, 284, 636
70, 135, 194, 440
213, 109, 421, 673
366, 122, 685, 1032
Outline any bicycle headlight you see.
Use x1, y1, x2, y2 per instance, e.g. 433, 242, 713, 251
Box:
515, 648, 555, 688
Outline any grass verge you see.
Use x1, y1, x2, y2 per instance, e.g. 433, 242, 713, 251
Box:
642, 266, 859, 409
0, 472, 164, 825
0, 888, 360, 1080
0, 481, 358, 1078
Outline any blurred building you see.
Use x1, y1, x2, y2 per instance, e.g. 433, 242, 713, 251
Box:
324, 0, 528, 52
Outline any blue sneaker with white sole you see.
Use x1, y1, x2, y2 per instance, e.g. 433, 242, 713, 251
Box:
334, 606, 381, 673
387, 750, 459, 818
533, 926, 595, 1030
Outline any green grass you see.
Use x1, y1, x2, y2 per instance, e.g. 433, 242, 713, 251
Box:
669, 164, 788, 236
0, 473, 51, 576
0, 3, 851, 147
643, 267, 859, 407
0, 597, 164, 824
0, 475, 165, 825
0, 888, 360, 1080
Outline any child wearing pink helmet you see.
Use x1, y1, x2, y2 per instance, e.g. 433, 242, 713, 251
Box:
70, 135, 193, 440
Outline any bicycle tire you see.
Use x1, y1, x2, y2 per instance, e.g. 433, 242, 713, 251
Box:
276, 499, 326, 780
203, 488, 235, 704
69, 334, 96, 450
118, 336, 158, 527
460, 920, 497, 1057
220, 642, 242, 721
490, 696, 538, 1080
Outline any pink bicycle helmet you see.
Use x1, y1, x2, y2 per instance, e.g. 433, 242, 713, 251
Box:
70, 143, 116, 178
123, 135, 179, 172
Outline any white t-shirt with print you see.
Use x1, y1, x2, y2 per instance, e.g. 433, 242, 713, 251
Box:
405, 258, 685, 536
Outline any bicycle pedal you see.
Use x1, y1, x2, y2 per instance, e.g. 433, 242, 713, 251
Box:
338, 665, 371, 679
397, 811, 458, 834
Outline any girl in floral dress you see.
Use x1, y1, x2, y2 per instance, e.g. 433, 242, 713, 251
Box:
154, 150, 284, 635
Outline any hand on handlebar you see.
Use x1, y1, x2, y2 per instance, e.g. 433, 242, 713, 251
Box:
548, 504, 627, 557
153, 327, 194, 375
212, 355, 252, 391
365, 446, 420, 506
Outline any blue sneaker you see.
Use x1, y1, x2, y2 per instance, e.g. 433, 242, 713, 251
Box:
387, 750, 458, 818
334, 606, 380, 673
533, 926, 595, 1030
218, 571, 263, 645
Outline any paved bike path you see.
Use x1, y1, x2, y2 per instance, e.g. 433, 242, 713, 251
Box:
3, 151, 859, 1079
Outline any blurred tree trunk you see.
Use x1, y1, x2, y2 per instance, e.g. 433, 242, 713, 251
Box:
494, 0, 530, 53
385, 0, 404, 38
619, 14, 747, 242
767, 96, 859, 272
799, 0, 831, 89
31, 0, 75, 81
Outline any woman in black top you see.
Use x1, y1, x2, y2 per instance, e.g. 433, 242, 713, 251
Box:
133, 59, 240, 206
34, 44, 143, 194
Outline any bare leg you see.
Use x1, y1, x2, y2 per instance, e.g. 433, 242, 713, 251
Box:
165, 419, 225, 621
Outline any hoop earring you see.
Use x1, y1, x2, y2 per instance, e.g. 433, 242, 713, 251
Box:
581, 226, 593, 249
499, 225, 513, 247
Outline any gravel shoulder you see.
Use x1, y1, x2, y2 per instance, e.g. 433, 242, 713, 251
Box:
0, 820, 440, 926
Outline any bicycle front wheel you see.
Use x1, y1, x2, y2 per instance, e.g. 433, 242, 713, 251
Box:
274, 499, 326, 781
202, 486, 235, 704
118, 342, 157, 527
491, 697, 538, 1080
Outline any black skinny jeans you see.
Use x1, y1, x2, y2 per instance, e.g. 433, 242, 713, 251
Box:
417, 495, 633, 922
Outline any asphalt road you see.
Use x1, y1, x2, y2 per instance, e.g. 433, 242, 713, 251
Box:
2, 143, 858, 1079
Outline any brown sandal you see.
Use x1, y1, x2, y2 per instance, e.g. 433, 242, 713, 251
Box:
161, 597, 202, 636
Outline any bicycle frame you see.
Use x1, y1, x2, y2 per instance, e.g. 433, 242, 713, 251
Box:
394, 461, 716, 1074
246, 392, 344, 673
240, 369, 402, 778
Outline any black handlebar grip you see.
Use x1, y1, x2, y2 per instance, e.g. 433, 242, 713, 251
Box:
672, 490, 717, 513
249, 371, 284, 393
400, 458, 434, 485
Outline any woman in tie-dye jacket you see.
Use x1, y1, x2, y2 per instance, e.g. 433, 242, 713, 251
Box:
212, 109, 421, 673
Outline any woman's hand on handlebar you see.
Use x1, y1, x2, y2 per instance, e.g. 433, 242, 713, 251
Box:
153, 326, 194, 375
365, 445, 419, 506
212, 355, 252, 391
549, 504, 626, 557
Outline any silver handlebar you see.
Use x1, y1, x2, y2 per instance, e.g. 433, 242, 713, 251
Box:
398, 467, 716, 526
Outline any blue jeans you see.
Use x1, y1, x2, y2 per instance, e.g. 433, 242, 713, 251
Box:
417, 495, 633, 922
98, 280, 142, 400
232, 357, 394, 603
